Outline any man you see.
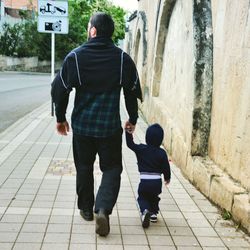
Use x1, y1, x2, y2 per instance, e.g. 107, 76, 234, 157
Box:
51, 12, 142, 237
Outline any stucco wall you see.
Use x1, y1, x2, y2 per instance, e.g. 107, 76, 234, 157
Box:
159, 0, 194, 150
125, 0, 250, 232
209, 0, 250, 190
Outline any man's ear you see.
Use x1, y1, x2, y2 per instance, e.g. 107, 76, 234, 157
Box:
90, 26, 97, 38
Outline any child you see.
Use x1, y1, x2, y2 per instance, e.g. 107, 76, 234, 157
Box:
125, 123, 171, 228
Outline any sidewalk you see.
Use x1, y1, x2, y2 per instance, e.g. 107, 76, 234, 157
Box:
0, 100, 249, 250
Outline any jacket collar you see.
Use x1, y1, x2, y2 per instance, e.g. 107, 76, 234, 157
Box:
85, 36, 114, 47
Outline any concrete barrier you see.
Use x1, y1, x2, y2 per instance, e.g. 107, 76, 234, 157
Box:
0, 55, 54, 72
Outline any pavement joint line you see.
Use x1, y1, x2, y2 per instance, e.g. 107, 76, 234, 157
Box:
11, 130, 63, 246
166, 165, 227, 247
0, 117, 59, 222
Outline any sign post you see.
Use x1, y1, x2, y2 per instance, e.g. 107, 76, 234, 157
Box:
51, 33, 55, 81
37, 0, 69, 116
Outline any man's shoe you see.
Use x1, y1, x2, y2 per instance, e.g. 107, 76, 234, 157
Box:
95, 208, 110, 237
141, 209, 150, 228
80, 210, 94, 221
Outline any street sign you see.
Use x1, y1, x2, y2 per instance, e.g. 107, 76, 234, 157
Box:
37, 0, 69, 114
38, 0, 68, 17
37, 0, 69, 34
38, 16, 69, 34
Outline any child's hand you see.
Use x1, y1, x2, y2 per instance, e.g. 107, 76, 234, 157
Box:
164, 180, 170, 186
124, 121, 135, 134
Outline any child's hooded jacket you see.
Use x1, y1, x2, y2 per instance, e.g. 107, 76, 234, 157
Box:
126, 123, 171, 182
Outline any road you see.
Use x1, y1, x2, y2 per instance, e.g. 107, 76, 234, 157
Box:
0, 72, 51, 133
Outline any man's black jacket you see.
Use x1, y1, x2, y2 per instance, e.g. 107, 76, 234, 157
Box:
51, 37, 142, 136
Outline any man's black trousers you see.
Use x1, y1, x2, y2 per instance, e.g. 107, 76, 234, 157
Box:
73, 128, 123, 215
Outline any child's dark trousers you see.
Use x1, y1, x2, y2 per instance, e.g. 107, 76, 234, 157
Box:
137, 179, 162, 214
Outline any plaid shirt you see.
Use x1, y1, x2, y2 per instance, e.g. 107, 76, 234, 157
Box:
71, 87, 121, 137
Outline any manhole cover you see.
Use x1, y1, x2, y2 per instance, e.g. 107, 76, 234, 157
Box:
47, 160, 76, 176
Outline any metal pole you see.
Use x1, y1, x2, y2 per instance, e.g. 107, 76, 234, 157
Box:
51, 32, 55, 81
51, 33, 55, 116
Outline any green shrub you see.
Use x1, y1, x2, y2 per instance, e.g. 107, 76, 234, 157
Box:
0, 0, 126, 61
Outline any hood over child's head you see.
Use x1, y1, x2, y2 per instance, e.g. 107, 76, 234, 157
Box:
145, 123, 164, 147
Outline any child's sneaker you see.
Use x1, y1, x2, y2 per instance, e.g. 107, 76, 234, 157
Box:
141, 209, 150, 228
150, 214, 157, 223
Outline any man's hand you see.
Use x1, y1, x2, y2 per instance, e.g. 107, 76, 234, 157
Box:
56, 121, 70, 136
124, 120, 135, 134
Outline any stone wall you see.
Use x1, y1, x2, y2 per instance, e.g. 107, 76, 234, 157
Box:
0, 55, 55, 72
125, 0, 250, 233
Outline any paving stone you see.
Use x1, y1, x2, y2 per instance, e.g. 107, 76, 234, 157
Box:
16, 232, 44, 243
168, 226, 194, 236
72, 224, 95, 234
0, 207, 7, 214
13, 243, 41, 250
162, 211, 184, 219
51, 208, 74, 216
21, 223, 47, 233
29, 208, 51, 215
0, 243, 13, 250
32, 201, 54, 208
124, 246, 151, 250
0, 223, 22, 232
119, 217, 142, 226
120, 225, 144, 235
221, 237, 250, 248
172, 235, 200, 247
176, 247, 202, 250
43, 233, 70, 243
148, 235, 174, 246
164, 218, 189, 227
192, 227, 218, 237
14, 194, 36, 201
47, 223, 71, 233
49, 215, 73, 224
0, 232, 18, 242
122, 234, 148, 245
97, 245, 123, 250
182, 212, 206, 219
146, 226, 170, 235
197, 236, 226, 247
186, 218, 211, 228
53, 201, 74, 209
118, 209, 138, 217
97, 234, 122, 245
1, 214, 26, 223
70, 234, 96, 244
10, 200, 33, 207
202, 248, 227, 250
25, 215, 50, 224
41, 243, 69, 250
69, 244, 96, 250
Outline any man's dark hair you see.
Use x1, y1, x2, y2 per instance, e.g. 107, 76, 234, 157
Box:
90, 12, 115, 38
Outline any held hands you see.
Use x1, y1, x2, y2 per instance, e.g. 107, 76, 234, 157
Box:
56, 121, 70, 136
124, 120, 136, 134
164, 180, 170, 187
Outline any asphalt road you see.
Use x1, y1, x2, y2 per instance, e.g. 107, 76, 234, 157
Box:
0, 72, 51, 133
